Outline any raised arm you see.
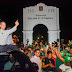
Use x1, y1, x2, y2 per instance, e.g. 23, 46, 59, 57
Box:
8, 20, 19, 34
14, 20, 19, 29
45, 47, 48, 58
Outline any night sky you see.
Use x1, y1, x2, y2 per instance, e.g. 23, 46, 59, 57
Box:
0, 0, 72, 42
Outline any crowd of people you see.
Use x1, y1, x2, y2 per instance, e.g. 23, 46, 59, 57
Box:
0, 19, 72, 72
18, 40, 72, 72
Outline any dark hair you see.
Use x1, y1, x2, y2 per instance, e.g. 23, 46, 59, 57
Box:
36, 44, 38, 46
34, 49, 40, 53
40, 41, 44, 45
47, 51, 52, 55
70, 47, 72, 49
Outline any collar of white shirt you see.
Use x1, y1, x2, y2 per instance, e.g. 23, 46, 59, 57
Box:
34, 55, 40, 59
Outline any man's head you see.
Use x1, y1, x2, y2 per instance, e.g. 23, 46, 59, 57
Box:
35, 41, 38, 45
28, 47, 32, 52
47, 51, 52, 59
34, 49, 40, 57
0, 21, 6, 30
65, 56, 70, 66
40, 42, 44, 46
9, 54, 15, 63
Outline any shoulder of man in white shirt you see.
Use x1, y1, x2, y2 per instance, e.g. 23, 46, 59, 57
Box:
59, 64, 70, 70
30, 55, 40, 61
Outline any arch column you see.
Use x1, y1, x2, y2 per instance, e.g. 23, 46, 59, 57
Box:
22, 30, 33, 45
48, 30, 60, 43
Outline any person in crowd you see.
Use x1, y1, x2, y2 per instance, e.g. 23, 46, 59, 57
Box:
4, 53, 20, 71
23, 46, 32, 55
66, 61, 72, 72
42, 57, 46, 72
3, 50, 36, 72
40, 42, 45, 49
30, 49, 41, 72
27, 47, 33, 59
61, 43, 72, 57
40, 53, 44, 72
66, 47, 72, 57
0, 20, 19, 52
48, 43, 64, 72
59, 56, 70, 72
42, 47, 55, 72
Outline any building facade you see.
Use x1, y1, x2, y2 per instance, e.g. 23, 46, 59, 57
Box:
23, 3, 60, 45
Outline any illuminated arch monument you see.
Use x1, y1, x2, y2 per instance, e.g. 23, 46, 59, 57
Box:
23, 3, 60, 45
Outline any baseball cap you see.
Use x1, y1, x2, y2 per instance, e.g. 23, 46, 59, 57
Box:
64, 56, 70, 63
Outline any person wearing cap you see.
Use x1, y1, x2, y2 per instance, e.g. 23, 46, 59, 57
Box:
0, 20, 19, 52
59, 56, 70, 72
66, 61, 72, 72
66, 47, 72, 57
62, 40, 72, 57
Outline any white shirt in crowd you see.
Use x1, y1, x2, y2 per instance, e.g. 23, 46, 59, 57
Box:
59, 64, 70, 72
30, 55, 41, 72
7, 34, 14, 45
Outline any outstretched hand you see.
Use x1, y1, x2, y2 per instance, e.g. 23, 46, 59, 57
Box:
69, 40, 71, 45
15, 20, 19, 26
45, 47, 48, 52
49, 43, 52, 48
58, 42, 60, 47
14, 20, 19, 28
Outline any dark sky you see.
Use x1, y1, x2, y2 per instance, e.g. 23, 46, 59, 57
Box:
0, 0, 72, 41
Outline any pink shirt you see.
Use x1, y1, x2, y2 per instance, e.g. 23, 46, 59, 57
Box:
30, 55, 41, 72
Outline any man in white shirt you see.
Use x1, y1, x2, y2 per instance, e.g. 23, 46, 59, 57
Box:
0, 20, 19, 52
8, 35, 13, 44
66, 61, 72, 72
6, 28, 14, 45
30, 49, 41, 72
59, 56, 70, 72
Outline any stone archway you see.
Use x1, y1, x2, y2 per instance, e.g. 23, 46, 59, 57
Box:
33, 24, 48, 43
23, 3, 60, 45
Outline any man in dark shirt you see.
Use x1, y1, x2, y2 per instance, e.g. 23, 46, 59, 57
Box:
43, 48, 55, 72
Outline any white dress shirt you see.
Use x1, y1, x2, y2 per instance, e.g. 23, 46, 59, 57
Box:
7, 34, 14, 45
30, 55, 41, 72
